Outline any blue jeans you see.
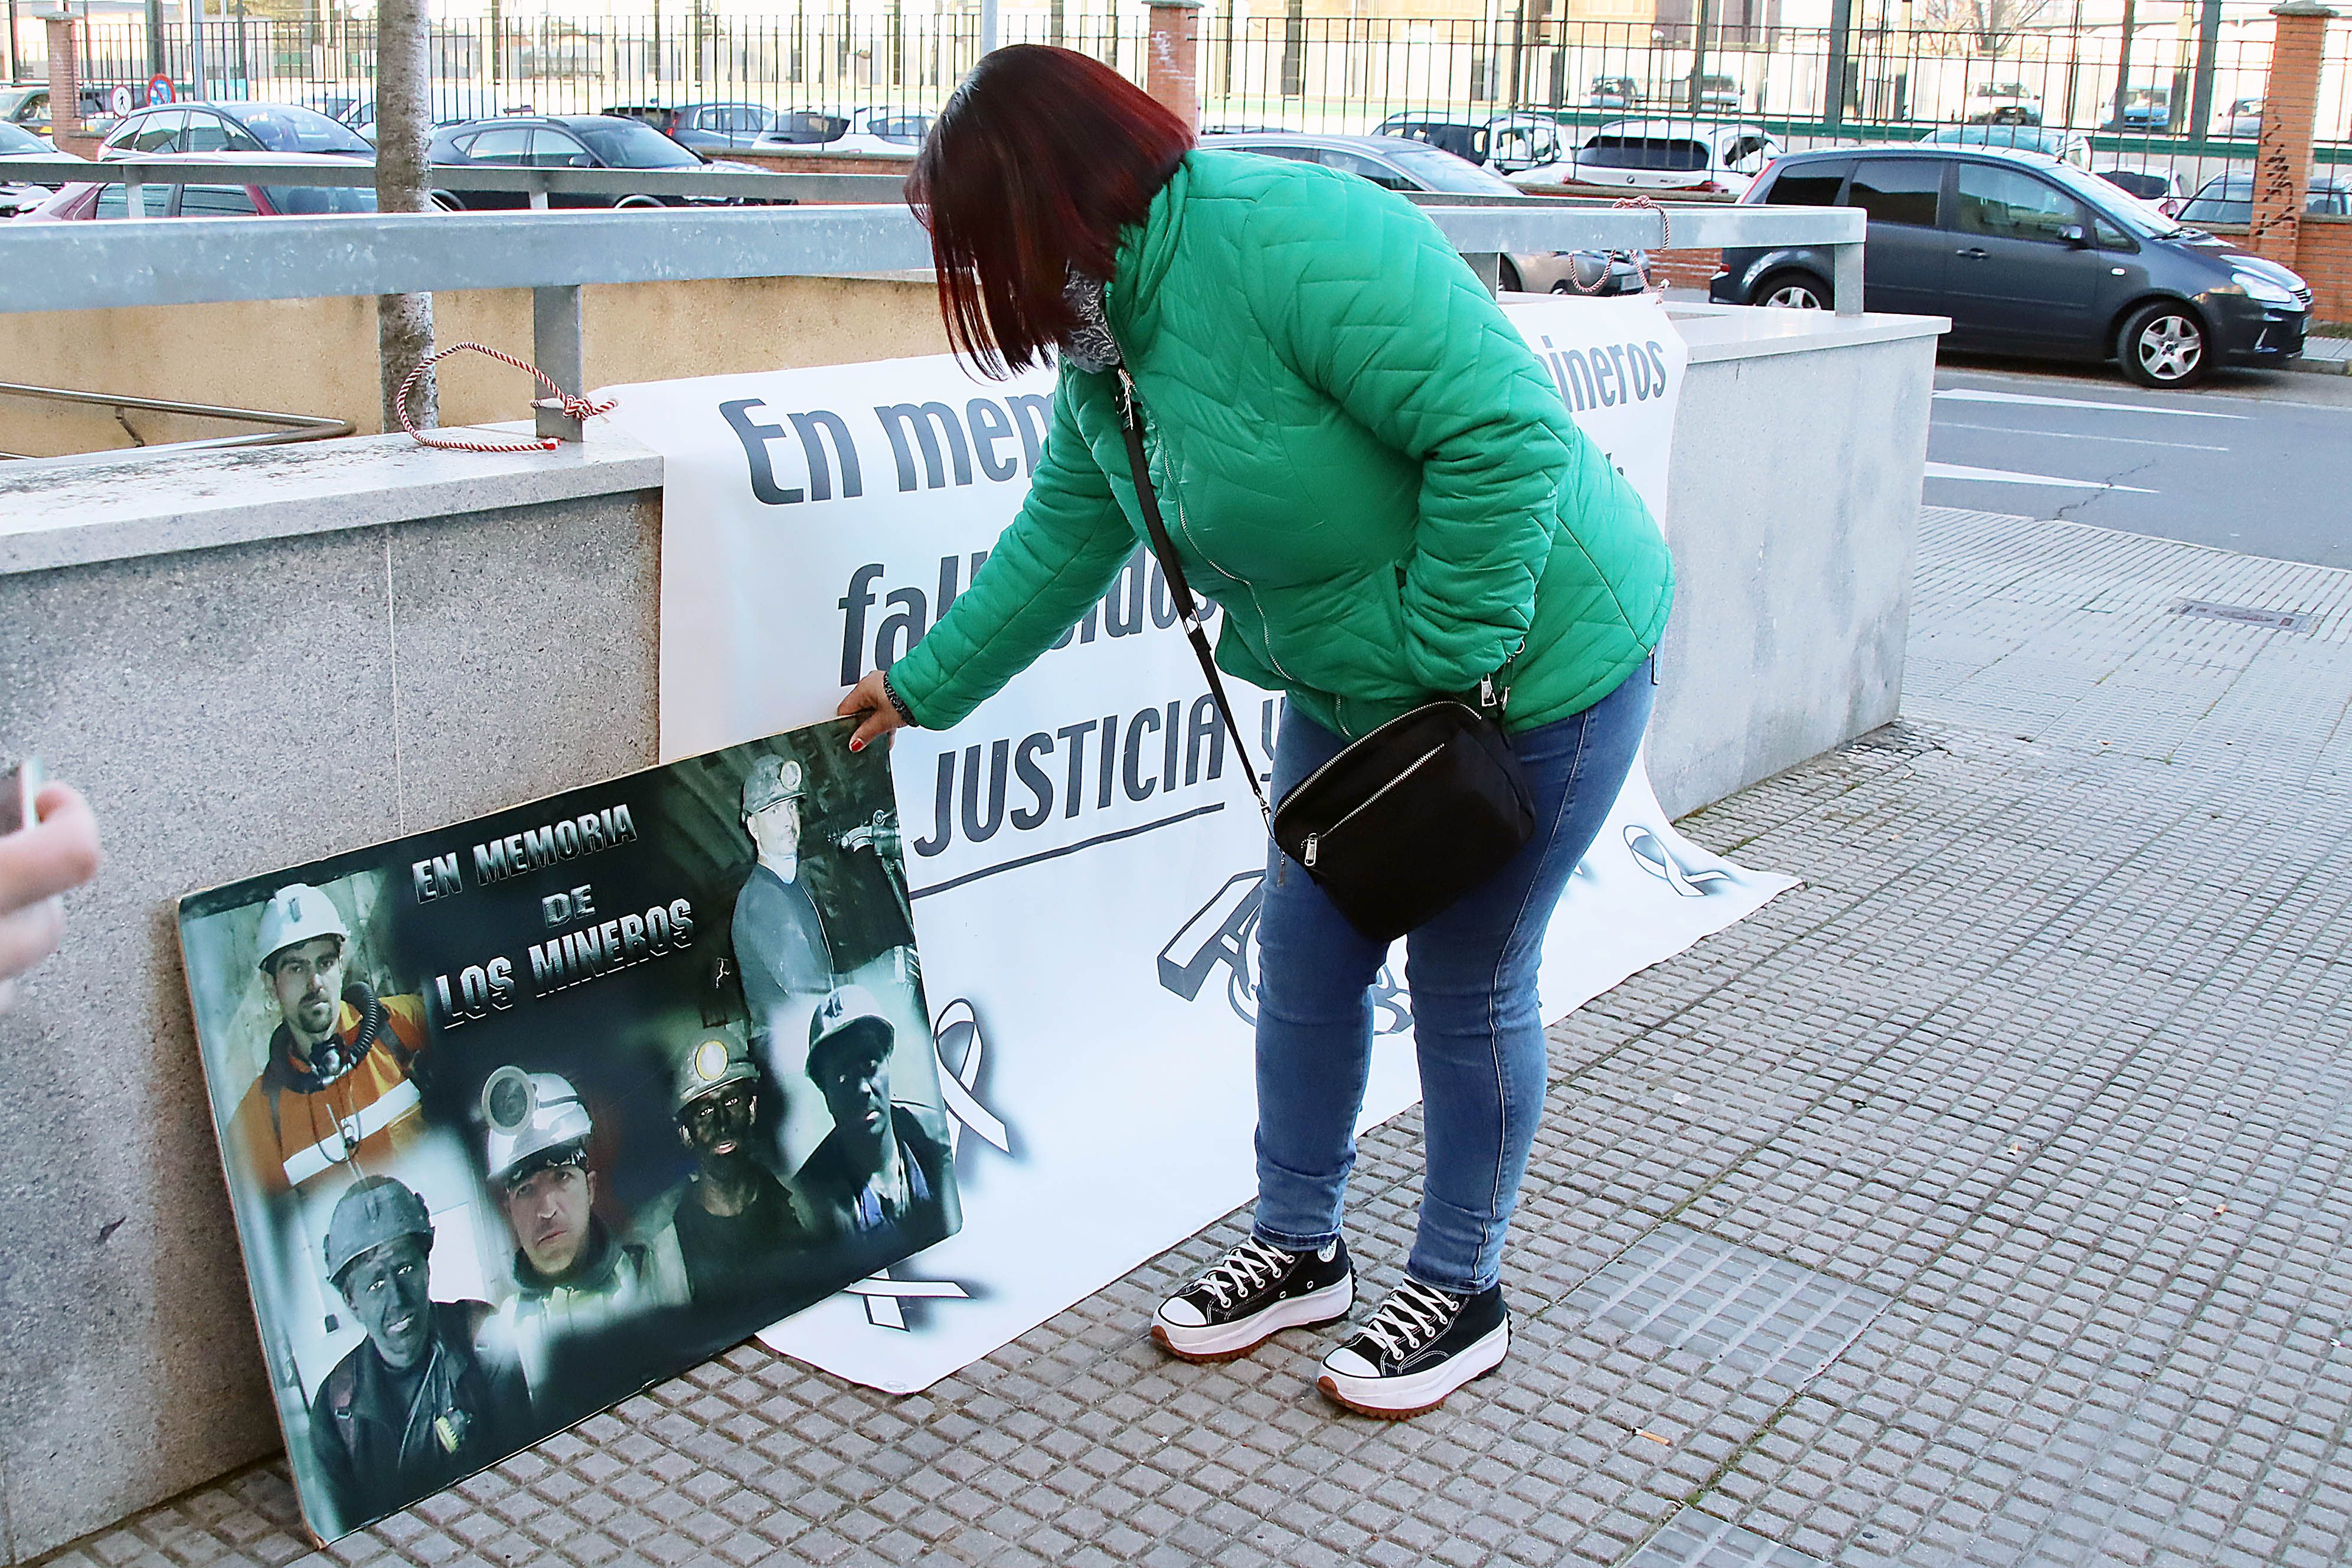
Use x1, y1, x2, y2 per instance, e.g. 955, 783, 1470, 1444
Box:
1250, 662, 1656, 1295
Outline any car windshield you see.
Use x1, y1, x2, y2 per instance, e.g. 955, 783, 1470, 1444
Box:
262, 184, 380, 214
227, 104, 372, 155
2043, 162, 2176, 237
1579, 136, 1710, 171
0, 120, 47, 154
1378, 141, 1520, 194
571, 117, 701, 168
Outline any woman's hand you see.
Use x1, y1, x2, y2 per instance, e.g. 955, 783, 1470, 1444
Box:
0, 781, 102, 1011
838, 671, 913, 753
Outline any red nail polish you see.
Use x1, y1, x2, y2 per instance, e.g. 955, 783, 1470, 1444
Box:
850, 738, 864, 752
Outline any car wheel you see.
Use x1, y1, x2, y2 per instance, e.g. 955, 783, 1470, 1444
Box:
1497, 258, 1523, 293
616, 194, 664, 210
429, 191, 464, 212
1755, 269, 1828, 310
2117, 300, 2210, 387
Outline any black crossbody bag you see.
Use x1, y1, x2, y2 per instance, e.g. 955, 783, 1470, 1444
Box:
1113, 370, 1536, 943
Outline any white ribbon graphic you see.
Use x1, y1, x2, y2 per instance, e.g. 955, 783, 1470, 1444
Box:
1625, 824, 1734, 897
845, 995, 1007, 1328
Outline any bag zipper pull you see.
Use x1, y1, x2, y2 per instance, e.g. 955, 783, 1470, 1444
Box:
1480, 675, 1499, 711
1303, 833, 1319, 868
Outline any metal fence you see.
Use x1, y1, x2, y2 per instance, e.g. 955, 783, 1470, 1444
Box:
9, 9, 2346, 159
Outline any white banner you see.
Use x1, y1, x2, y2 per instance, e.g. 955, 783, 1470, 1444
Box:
602, 293, 1795, 1393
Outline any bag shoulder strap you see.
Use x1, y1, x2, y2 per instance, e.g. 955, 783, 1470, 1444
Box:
1113, 370, 1271, 826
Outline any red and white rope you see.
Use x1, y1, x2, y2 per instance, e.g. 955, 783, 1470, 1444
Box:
396, 341, 619, 454
1552, 194, 1675, 296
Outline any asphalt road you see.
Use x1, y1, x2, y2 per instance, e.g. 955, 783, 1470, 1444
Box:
1922, 355, 2352, 569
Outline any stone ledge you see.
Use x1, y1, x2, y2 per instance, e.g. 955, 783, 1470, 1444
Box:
0, 426, 662, 577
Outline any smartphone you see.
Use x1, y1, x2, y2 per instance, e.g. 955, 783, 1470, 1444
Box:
0, 756, 44, 837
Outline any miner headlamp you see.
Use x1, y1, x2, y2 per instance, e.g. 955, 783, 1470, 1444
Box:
481, 1066, 594, 1184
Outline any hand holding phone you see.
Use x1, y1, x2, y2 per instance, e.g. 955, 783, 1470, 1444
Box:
0, 765, 103, 1011
0, 757, 41, 837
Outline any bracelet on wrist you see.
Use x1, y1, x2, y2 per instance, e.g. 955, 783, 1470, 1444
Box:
880, 671, 919, 727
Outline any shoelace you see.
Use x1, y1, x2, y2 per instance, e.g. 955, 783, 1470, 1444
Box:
1355, 1280, 1462, 1363
1189, 1237, 1296, 1309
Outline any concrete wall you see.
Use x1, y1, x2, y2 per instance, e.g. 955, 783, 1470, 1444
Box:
0, 481, 663, 1563
0, 273, 950, 458
1644, 323, 1938, 819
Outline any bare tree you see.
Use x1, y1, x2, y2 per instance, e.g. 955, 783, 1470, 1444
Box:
1919, 0, 2052, 54
375, 0, 436, 431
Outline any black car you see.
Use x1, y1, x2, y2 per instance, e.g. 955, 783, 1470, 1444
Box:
426, 114, 779, 209
98, 102, 372, 158
1709, 145, 2312, 387
2177, 172, 2351, 226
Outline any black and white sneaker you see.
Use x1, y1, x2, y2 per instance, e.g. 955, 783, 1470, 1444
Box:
1317, 1279, 1509, 1417
1151, 1236, 1354, 1362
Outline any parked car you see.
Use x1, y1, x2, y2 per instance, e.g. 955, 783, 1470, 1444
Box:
2220, 97, 2263, 139
1920, 122, 2092, 170
2095, 166, 2187, 215
1512, 119, 1781, 197
750, 105, 930, 156
2177, 172, 2352, 225
1375, 112, 1563, 174
16, 152, 382, 220
2109, 87, 2171, 132
341, 90, 534, 143
1587, 76, 1642, 110
604, 101, 780, 153
0, 83, 119, 138
0, 119, 89, 217
99, 102, 372, 159
1692, 73, 1742, 112
1201, 132, 1648, 295
427, 113, 779, 208
1966, 81, 2043, 125
760, 107, 855, 145
1710, 144, 2311, 387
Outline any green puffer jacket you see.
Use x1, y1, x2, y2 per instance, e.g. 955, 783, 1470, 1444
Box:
885, 149, 1674, 741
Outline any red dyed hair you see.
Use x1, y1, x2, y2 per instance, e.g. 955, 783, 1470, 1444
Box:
907, 46, 1194, 377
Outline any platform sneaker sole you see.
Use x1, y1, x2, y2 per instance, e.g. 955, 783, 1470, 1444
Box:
1317, 1317, 1508, 1417
1151, 1275, 1355, 1363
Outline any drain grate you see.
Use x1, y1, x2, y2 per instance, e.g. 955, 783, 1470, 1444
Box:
2175, 600, 2308, 632
1560, 1223, 1890, 1389
1628, 1511, 1831, 1568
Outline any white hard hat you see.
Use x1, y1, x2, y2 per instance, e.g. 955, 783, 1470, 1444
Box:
254, 883, 351, 971
481, 1066, 595, 1185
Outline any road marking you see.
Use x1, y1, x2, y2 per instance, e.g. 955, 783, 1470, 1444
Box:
1934, 387, 2247, 420
1933, 419, 2229, 453
1925, 460, 2156, 492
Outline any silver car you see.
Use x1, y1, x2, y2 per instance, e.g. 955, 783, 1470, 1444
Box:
1200, 132, 1648, 296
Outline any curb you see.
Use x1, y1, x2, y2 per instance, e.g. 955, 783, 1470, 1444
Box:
2285, 352, 2350, 376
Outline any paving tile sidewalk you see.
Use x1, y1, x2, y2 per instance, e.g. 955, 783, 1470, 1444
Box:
43, 507, 2352, 1568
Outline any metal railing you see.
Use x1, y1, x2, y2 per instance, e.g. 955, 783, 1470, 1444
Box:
0, 156, 904, 211
0, 381, 351, 460
0, 184, 1864, 444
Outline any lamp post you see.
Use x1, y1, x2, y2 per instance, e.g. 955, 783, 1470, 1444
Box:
184, 0, 204, 99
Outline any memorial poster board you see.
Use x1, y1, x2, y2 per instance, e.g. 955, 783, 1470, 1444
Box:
177, 720, 958, 1541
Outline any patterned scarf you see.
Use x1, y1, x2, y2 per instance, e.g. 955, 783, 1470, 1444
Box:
1059, 270, 1121, 374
